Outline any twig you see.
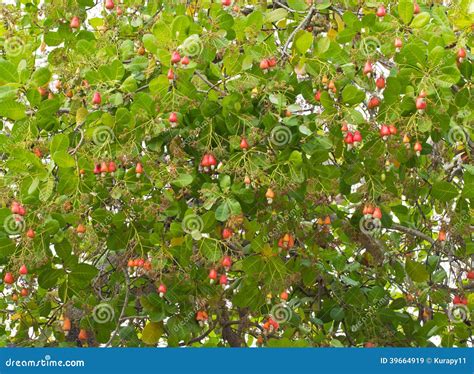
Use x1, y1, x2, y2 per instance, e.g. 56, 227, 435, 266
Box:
105, 269, 130, 347
281, 6, 316, 59
180, 321, 216, 346
389, 223, 435, 244
194, 71, 226, 95
69, 129, 84, 155
273, 1, 306, 14
26, 108, 70, 116
69, 120, 86, 155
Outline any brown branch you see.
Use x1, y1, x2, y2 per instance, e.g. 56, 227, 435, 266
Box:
105, 269, 130, 347
281, 6, 316, 59
389, 223, 435, 244
181, 321, 216, 346
26, 108, 70, 116
194, 71, 226, 95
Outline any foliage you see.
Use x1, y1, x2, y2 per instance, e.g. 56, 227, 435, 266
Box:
0, 0, 473, 348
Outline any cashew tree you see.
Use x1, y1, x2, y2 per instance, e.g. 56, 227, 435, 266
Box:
0, 0, 472, 347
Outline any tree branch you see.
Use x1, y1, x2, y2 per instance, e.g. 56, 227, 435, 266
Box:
194, 71, 226, 95
281, 6, 316, 59
181, 321, 216, 346
389, 223, 435, 244
105, 269, 130, 347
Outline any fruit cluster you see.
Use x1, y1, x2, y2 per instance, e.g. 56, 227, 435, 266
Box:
362, 205, 383, 221
196, 310, 209, 326
262, 317, 279, 334
379, 124, 398, 140
93, 161, 117, 176
259, 57, 277, 72
453, 295, 468, 305
3, 265, 30, 301
342, 123, 363, 150
199, 154, 218, 173
278, 233, 295, 251
208, 256, 232, 287
127, 258, 152, 271
10, 201, 26, 216
88, 161, 143, 178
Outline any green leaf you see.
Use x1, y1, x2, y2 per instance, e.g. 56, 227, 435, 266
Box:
398, 0, 414, 24
141, 321, 164, 345
410, 12, 430, 28
99, 60, 125, 82
0, 100, 26, 120
330, 307, 345, 321
171, 174, 194, 188
435, 65, 461, 88
215, 199, 241, 222
316, 37, 330, 55
0, 86, 18, 101
342, 85, 365, 106
120, 76, 138, 92
115, 108, 131, 125
0, 238, 15, 258
264, 9, 288, 23
315, 0, 331, 9
69, 263, 99, 283
405, 260, 429, 282
0, 60, 19, 84
31, 67, 52, 87
233, 281, 265, 311
150, 75, 171, 97
50, 134, 70, 154
431, 181, 458, 202
44, 32, 63, 46
28, 177, 40, 195
38, 268, 64, 289
171, 15, 191, 40
142, 34, 158, 53
294, 30, 313, 54
287, 0, 309, 11
200, 238, 221, 261
52, 151, 75, 168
